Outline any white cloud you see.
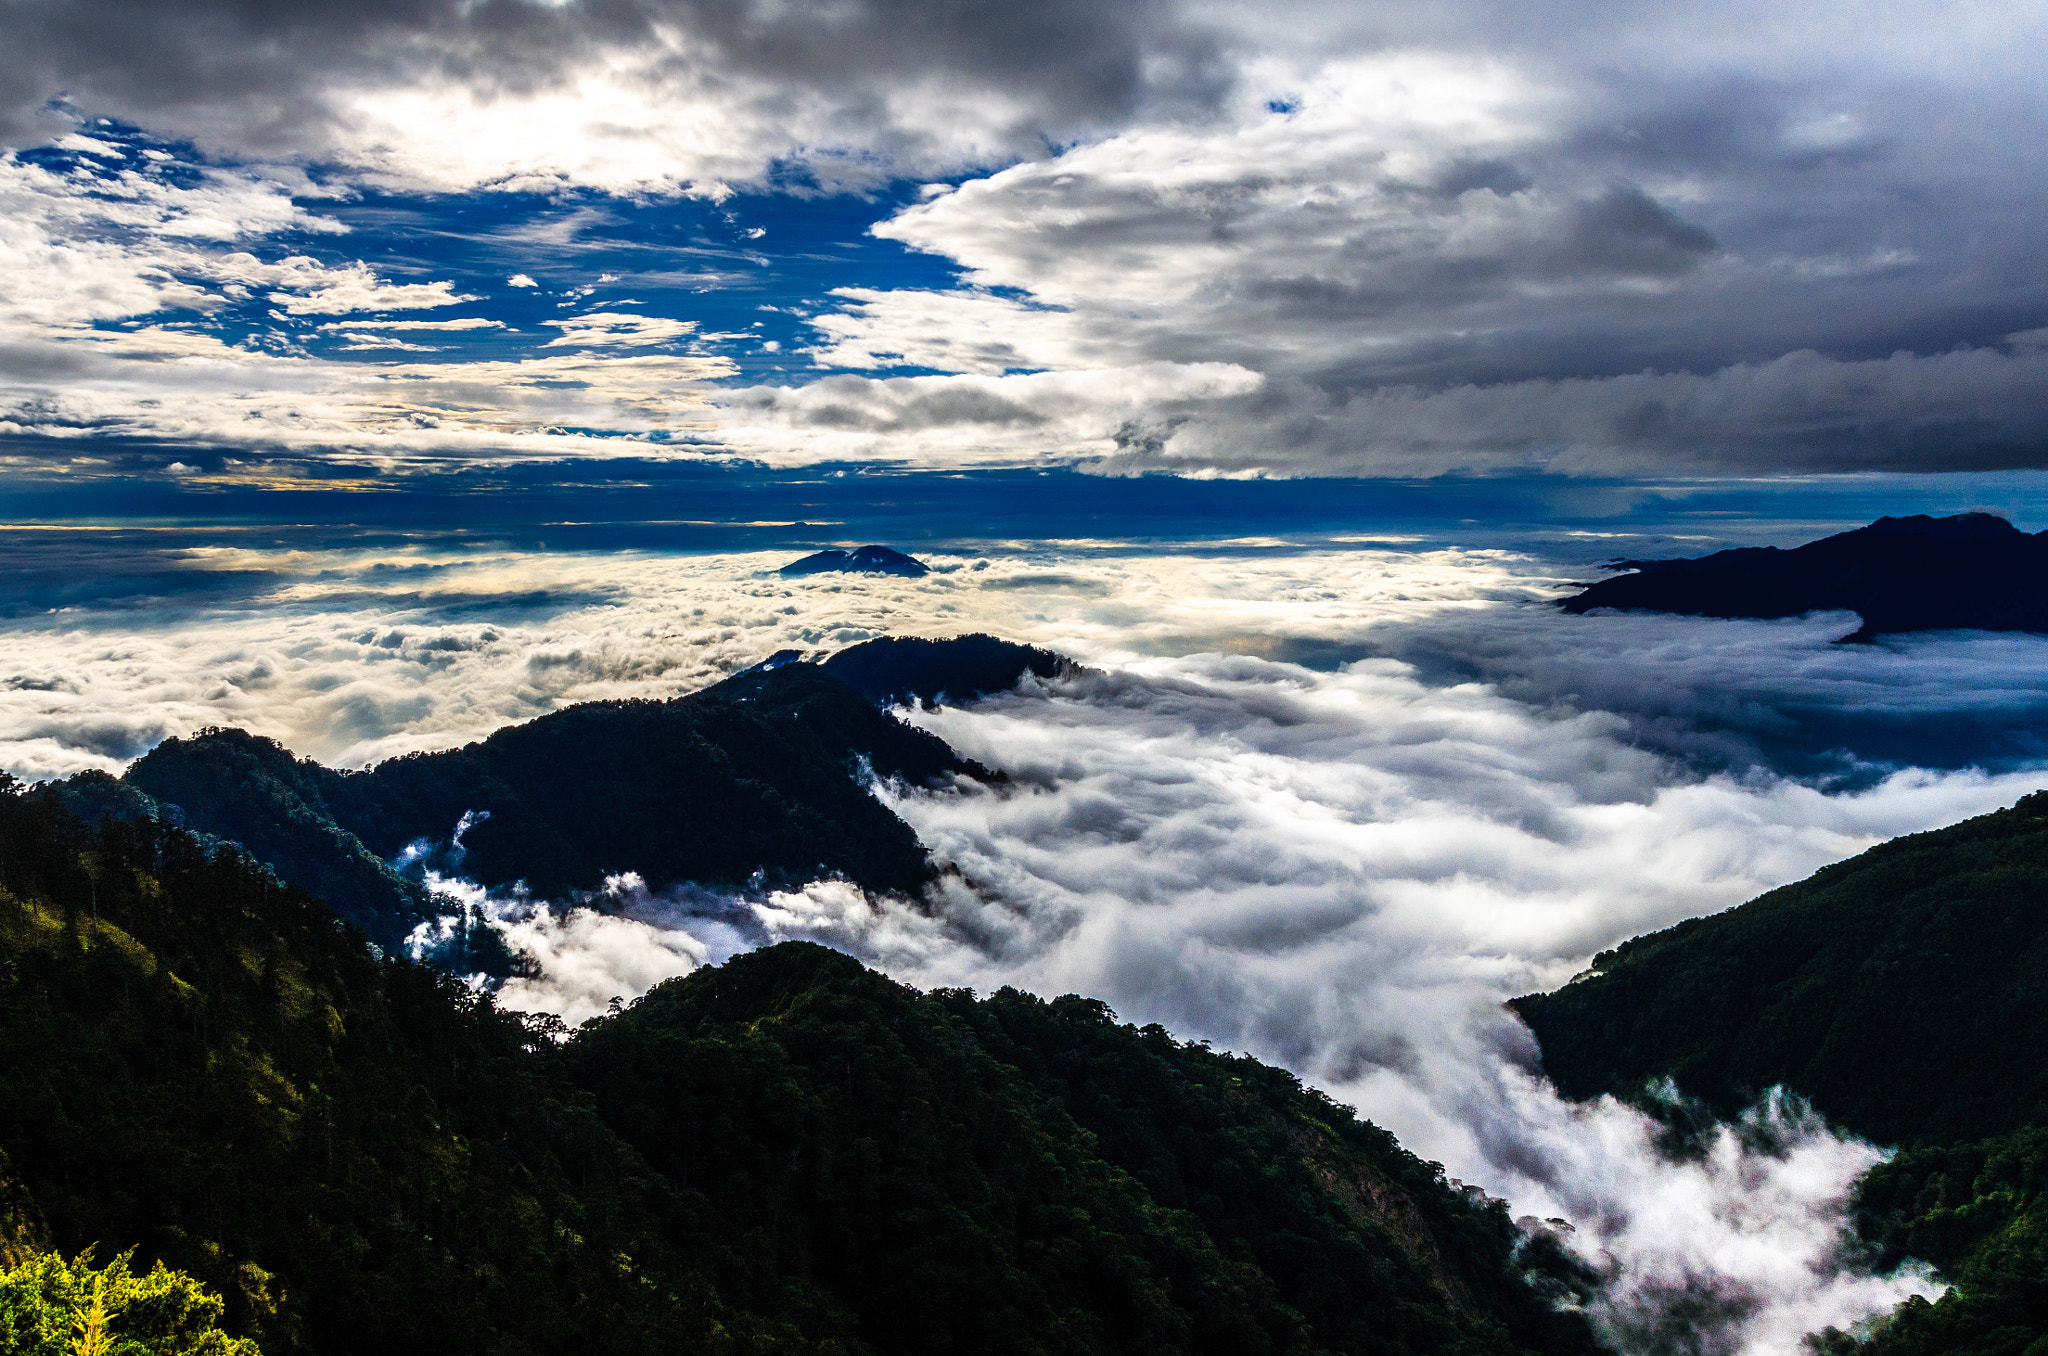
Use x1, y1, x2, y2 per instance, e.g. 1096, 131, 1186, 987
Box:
542, 312, 698, 347
336, 334, 440, 352
320, 317, 506, 331
743, 657, 2007, 1352
9, 533, 2038, 1348
0, 153, 745, 460
416, 632, 2001, 1352
714, 362, 1262, 467
409, 871, 706, 1025
255, 258, 477, 315
0, 0, 2038, 475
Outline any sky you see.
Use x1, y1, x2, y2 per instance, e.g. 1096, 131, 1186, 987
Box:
1, 0, 2044, 491
7, 2, 2048, 1351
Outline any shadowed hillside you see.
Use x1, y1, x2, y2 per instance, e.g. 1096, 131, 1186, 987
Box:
51, 636, 1059, 952
0, 780, 1600, 1356
1560, 514, 2048, 641
1512, 793, 2048, 1355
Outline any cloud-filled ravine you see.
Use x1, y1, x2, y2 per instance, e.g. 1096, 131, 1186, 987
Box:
13, 527, 2044, 1353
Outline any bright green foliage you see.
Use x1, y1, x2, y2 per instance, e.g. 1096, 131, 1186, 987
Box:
1821, 1128, 2048, 1356
0, 1245, 258, 1356
0, 778, 1597, 1356
0, 774, 787, 1356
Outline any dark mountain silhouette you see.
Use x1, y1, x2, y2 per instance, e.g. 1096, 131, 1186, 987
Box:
1511, 793, 2048, 1355
0, 782, 1600, 1356
779, 544, 930, 578
821, 633, 1072, 706
46, 636, 1063, 951
1559, 513, 2048, 641
1511, 792, 2048, 1147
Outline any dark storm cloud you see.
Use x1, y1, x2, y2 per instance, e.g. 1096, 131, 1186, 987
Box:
2, 0, 2044, 477
0, 0, 1227, 176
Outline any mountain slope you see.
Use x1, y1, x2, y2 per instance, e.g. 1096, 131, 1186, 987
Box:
1510, 791, 2048, 1147
66, 738, 446, 953
1560, 514, 2048, 640
570, 944, 1598, 1356
819, 633, 1070, 707
0, 774, 737, 1356
94, 636, 1044, 951
0, 778, 1600, 1356
1511, 793, 2048, 1355
779, 545, 929, 578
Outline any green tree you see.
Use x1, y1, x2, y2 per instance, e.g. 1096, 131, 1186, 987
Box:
0, 1246, 259, 1355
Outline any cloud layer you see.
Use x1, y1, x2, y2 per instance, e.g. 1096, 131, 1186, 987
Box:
2, 0, 1224, 194
8, 536, 2046, 781
723, 32, 2048, 475
412, 643, 2011, 1352
11, 528, 2043, 1349
1, 0, 2044, 475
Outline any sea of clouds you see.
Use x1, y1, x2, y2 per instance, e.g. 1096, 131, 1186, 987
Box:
8, 536, 2046, 1352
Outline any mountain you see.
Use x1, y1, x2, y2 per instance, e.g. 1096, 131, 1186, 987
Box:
779, 545, 930, 578
1559, 513, 2048, 641
52, 636, 1054, 951
1511, 793, 2048, 1355
0, 780, 1600, 1356
42, 748, 453, 959
819, 633, 1071, 706
1510, 791, 2048, 1147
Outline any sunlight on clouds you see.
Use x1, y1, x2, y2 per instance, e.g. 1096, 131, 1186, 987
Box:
0, 148, 734, 462
544, 312, 699, 346
0, 541, 1549, 773
8, 538, 2048, 781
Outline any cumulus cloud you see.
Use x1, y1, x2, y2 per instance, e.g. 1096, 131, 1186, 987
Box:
1, 1, 2043, 474
0, 0, 1227, 195
320, 318, 507, 331
0, 148, 744, 461
542, 312, 698, 347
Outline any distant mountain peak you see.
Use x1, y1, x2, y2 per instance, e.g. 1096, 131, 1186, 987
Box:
778, 544, 929, 578
1560, 512, 2048, 640
1862, 511, 2024, 538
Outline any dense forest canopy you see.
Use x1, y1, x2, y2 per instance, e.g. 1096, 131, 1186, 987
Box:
1513, 792, 2048, 1355
0, 777, 1597, 1355
39, 635, 1054, 956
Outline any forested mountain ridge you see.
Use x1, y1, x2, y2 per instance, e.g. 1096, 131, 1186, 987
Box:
1560, 513, 2048, 640
1510, 790, 2048, 1147
0, 779, 1601, 1356
1512, 792, 2048, 1356
41, 635, 1061, 953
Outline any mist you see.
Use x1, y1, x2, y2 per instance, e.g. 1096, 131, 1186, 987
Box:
402, 641, 2032, 1352
10, 529, 2043, 1349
